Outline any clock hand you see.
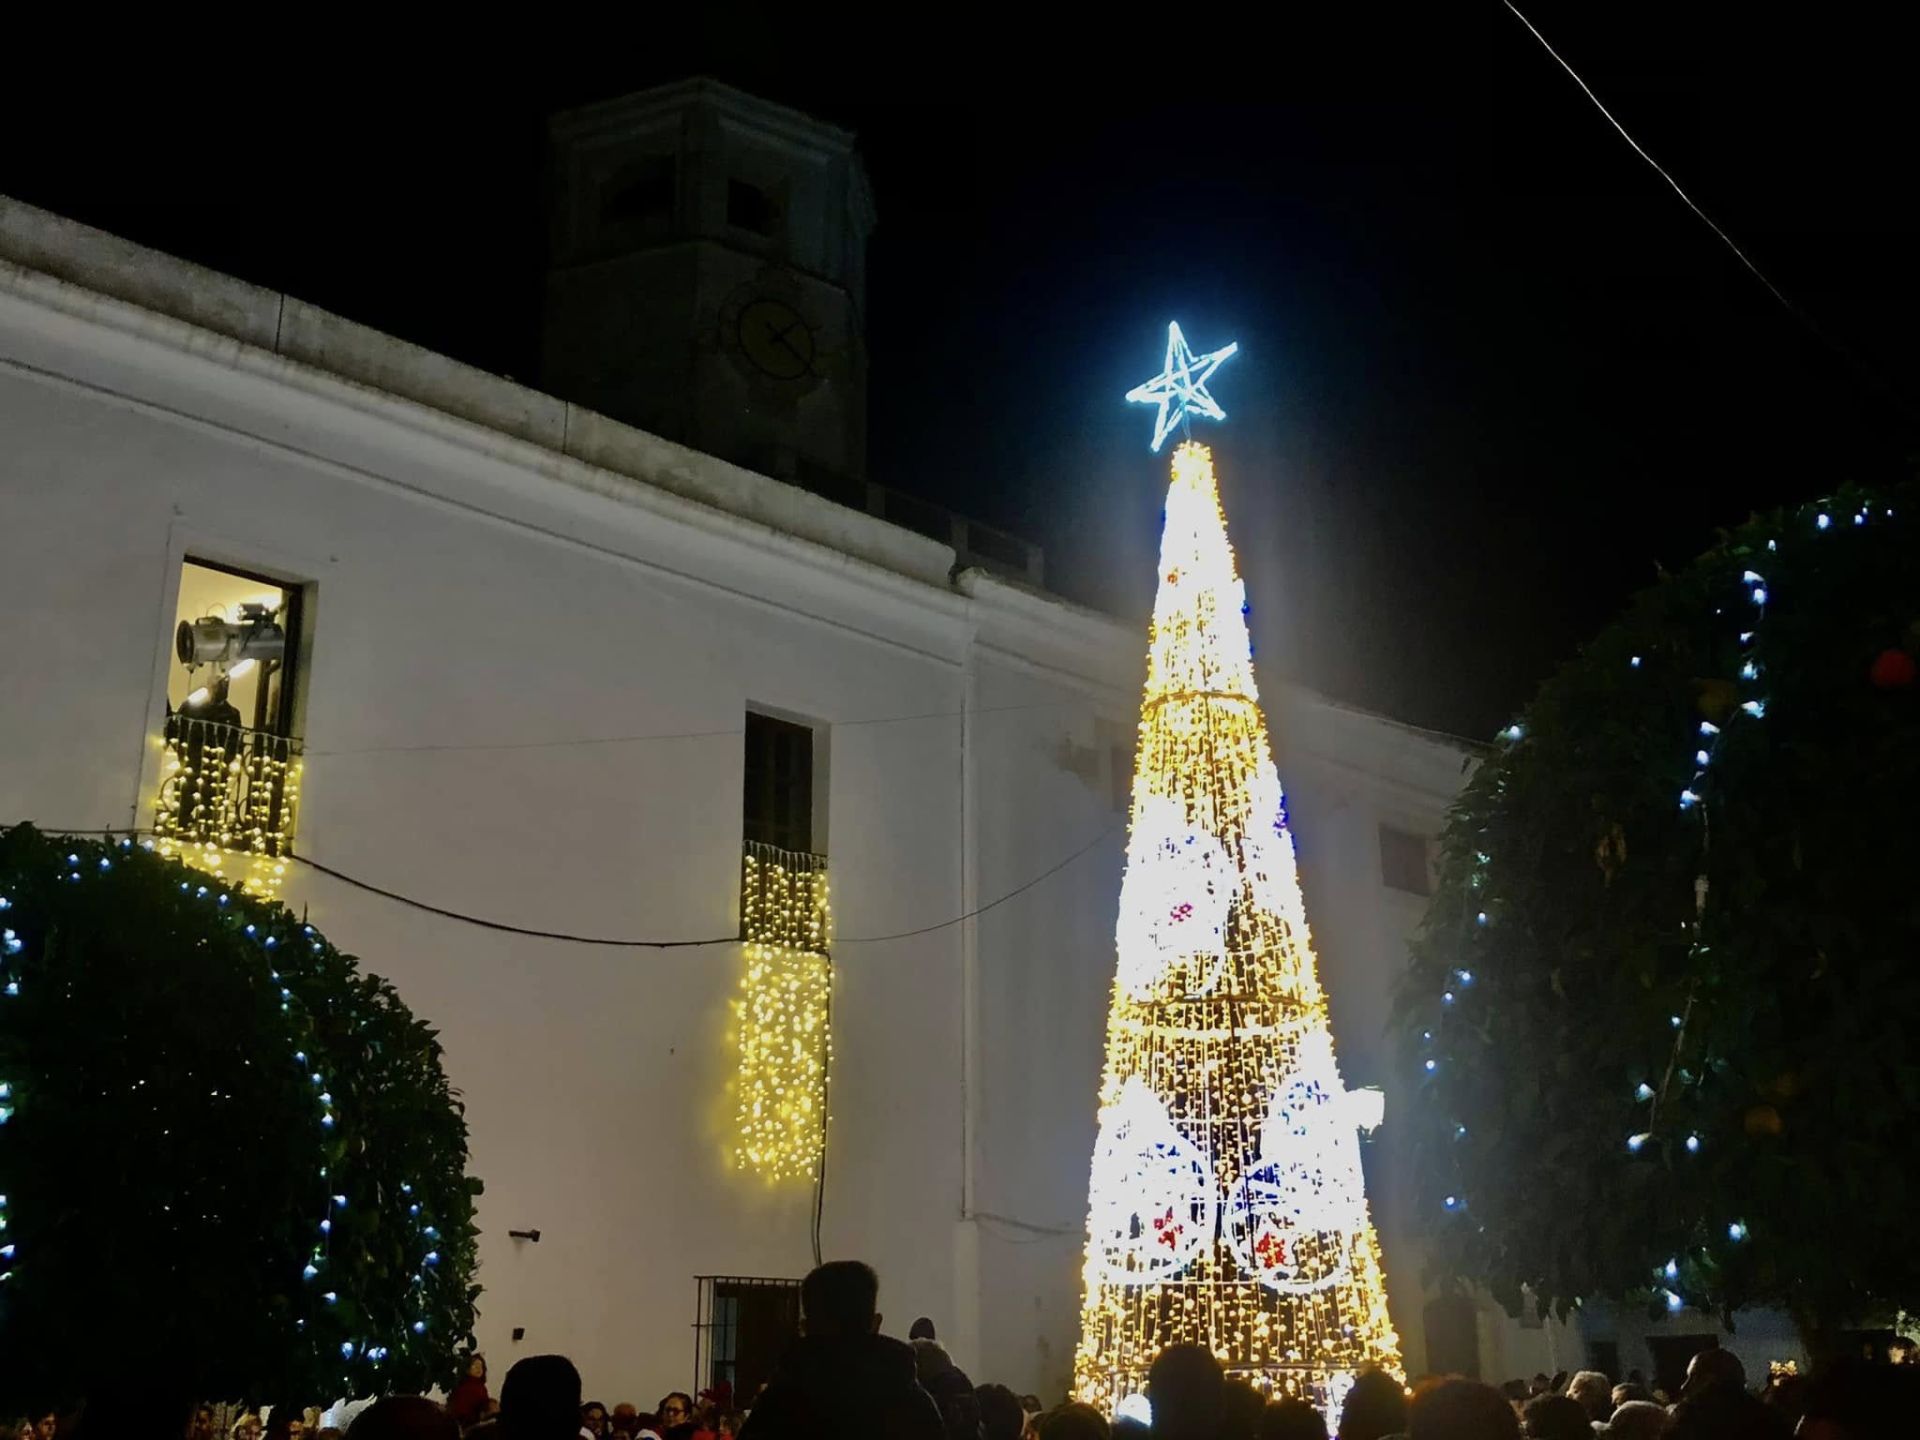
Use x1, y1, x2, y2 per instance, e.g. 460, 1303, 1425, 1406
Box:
767, 317, 809, 364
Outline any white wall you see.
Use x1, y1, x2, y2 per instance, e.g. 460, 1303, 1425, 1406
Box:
0, 208, 1490, 1406
0, 258, 971, 1399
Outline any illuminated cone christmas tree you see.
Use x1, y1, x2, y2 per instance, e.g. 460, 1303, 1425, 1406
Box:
1074, 332, 1401, 1413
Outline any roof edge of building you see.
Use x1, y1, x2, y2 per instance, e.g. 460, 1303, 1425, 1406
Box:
0, 193, 939, 584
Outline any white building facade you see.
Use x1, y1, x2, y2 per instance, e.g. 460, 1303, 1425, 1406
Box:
0, 194, 1758, 1404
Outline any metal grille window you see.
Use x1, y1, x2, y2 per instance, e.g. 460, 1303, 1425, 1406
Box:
694, 1275, 801, 1407
744, 712, 815, 853
1378, 823, 1432, 897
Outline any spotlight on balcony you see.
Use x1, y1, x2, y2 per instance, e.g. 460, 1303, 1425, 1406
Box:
177, 606, 287, 668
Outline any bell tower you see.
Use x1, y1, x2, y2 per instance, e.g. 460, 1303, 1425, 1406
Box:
542, 80, 876, 490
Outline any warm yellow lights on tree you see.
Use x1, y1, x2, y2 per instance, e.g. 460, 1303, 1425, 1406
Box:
730, 843, 832, 1183
1073, 443, 1402, 1417
152, 719, 301, 898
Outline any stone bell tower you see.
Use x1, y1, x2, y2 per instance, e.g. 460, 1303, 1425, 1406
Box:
541, 79, 876, 493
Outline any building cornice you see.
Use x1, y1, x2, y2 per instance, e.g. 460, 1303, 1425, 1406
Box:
0, 199, 990, 664
0, 196, 933, 583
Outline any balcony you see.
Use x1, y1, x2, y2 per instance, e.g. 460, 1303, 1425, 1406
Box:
730, 842, 831, 1183
740, 840, 830, 951
152, 715, 302, 898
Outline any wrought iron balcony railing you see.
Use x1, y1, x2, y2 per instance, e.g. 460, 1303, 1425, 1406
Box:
739, 841, 830, 953
153, 715, 302, 897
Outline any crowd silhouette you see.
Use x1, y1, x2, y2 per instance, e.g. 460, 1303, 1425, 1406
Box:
14, 1260, 1918, 1440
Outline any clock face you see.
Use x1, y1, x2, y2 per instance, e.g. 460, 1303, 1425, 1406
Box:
735, 298, 816, 381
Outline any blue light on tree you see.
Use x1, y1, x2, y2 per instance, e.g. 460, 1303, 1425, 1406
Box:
1125, 322, 1239, 452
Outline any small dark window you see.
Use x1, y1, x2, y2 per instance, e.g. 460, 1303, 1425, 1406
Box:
1588, 1340, 1621, 1383
1379, 824, 1432, 896
600, 155, 676, 228
744, 712, 815, 853
1423, 1294, 1481, 1378
727, 177, 776, 236
1649, 1336, 1720, 1399
696, 1276, 801, 1407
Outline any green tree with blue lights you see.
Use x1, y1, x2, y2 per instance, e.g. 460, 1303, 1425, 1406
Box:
1399, 486, 1920, 1352
0, 825, 480, 1417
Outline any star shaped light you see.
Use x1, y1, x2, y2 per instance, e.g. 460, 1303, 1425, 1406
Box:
1125, 322, 1240, 452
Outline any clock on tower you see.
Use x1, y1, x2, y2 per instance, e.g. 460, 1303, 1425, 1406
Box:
719, 285, 822, 389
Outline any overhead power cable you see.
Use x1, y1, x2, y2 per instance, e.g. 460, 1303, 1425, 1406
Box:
1502, 1, 1791, 315
1502, 0, 1919, 431
19, 821, 1123, 950
287, 850, 733, 948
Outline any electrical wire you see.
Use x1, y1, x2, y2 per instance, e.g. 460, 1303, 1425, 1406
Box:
18, 821, 1123, 950
1502, 2, 1791, 315
834, 824, 1120, 944
966, 1208, 1080, 1239
288, 850, 735, 948
811, 967, 833, 1267
1502, 1, 1920, 431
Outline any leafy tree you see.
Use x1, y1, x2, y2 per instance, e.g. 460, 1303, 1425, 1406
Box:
0, 825, 480, 1416
1399, 486, 1920, 1350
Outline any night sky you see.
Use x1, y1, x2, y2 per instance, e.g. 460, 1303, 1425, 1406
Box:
4, 9, 1914, 737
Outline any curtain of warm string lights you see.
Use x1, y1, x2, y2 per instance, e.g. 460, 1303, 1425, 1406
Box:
1071, 443, 1400, 1420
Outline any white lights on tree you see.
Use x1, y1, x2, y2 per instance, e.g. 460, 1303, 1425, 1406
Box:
1085, 1078, 1217, 1283
1115, 796, 1236, 999
1074, 420, 1401, 1415
1223, 1034, 1373, 1292
1125, 322, 1241, 453
1348, 1085, 1387, 1134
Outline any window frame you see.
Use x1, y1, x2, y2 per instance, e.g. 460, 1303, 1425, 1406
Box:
693, 1274, 802, 1404
725, 177, 778, 238
175, 554, 307, 740
743, 710, 818, 855
1377, 822, 1434, 897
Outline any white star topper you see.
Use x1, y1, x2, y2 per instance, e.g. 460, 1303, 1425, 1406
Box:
1126, 321, 1240, 452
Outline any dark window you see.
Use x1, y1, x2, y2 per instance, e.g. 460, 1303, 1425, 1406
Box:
696, 1276, 801, 1407
1422, 1294, 1481, 1379
744, 712, 815, 853
1588, 1340, 1621, 1383
1648, 1336, 1719, 1399
727, 178, 776, 236
1379, 824, 1432, 896
600, 155, 676, 228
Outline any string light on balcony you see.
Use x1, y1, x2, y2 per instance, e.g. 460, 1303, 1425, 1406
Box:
153, 720, 300, 898
730, 847, 833, 1183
